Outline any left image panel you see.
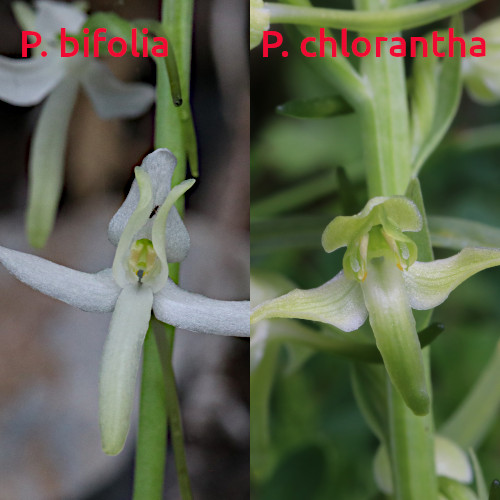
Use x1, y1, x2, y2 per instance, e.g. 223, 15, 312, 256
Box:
0, 1, 249, 498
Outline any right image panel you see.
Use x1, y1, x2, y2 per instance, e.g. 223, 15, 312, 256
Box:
250, 0, 500, 498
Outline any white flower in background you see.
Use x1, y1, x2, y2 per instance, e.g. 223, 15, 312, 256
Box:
0, 149, 250, 455
463, 18, 500, 104
251, 197, 500, 416
0, 0, 155, 248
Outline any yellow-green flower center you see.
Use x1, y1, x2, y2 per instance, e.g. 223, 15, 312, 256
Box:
344, 225, 417, 282
128, 238, 159, 283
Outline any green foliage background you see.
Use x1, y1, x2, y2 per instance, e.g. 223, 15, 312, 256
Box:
251, 1, 500, 498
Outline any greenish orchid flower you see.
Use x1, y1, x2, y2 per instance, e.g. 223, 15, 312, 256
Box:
0, 1, 155, 248
463, 18, 500, 105
251, 197, 500, 416
250, 0, 270, 50
0, 149, 250, 455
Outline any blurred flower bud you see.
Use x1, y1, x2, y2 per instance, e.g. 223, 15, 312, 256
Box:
374, 435, 473, 495
250, 0, 270, 50
463, 18, 500, 104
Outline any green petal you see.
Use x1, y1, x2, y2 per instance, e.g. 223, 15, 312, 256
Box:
322, 196, 422, 253
112, 168, 153, 287
251, 271, 368, 333
405, 248, 500, 311
361, 258, 430, 416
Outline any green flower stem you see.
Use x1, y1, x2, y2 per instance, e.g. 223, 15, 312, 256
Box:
353, 2, 437, 498
133, 325, 168, 500
134, 1, 194, 498
387, 349, 438, 500
266, 0, 482, 33
162, 0, 199, 178
153, 321, 193, 500
358, 32, 411, 196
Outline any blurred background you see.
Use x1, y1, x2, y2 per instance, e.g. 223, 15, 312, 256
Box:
0, 0, 249, 499
251, 0, 500, 498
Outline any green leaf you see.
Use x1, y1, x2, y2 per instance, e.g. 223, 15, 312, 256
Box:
252, 115, 363, 179
439, 477, 478, 500
412, 16, 464, 174
84, 12, 132, 41
267, 0, 481, 34
276, 95, 352, 119
251, 169, 340, 218
440, 342, 500, 449
351, 363, 388, 442
468, 449, 488, 500
428, 216, 500, 251
251, 215, 331, 256
250, 327, 280, 480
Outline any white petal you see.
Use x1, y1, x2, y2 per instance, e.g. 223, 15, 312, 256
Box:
405, 248, 500, 310
112, 168, 154, 288
250, 271, 368, 332
0, 55, 64, 106
81, 61, 155, 120
99, 284, 153, 455
26, 77, 79, 248
108, 149, 190, 263
149, 179, 195, 291
153, 279, 250, 337
0, 246, 120, 312
35, 0, 87, 40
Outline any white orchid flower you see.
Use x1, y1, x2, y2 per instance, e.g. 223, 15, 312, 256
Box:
251, 197, 500, 416
0, 149, 250, 455
0, 0, 155, 248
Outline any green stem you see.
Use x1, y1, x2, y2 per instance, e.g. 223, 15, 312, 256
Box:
277, 0, 369, 110
358, 33, 411, 197
387, 349, 438, 500
266, 0, 483, 33
134, 1, 194, 498
133, 325, 168, 500
354, 2, 438, 498
153, 322, 193, 500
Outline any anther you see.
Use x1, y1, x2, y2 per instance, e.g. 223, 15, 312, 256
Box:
137, 269, 144, 283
